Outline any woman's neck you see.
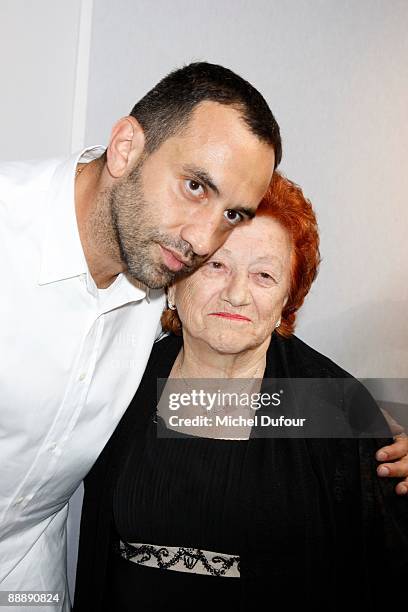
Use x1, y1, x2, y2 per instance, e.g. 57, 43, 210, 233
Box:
173, 332, 270, 379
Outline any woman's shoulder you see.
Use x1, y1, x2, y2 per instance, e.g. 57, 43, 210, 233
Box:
270, 333, 353, 379
271, 334, 391, 437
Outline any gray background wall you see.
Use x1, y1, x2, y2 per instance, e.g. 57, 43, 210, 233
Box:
86, 0, 408, 379
1, 0, 407, 603
2, 0, 406, 376
0, 0, 83, 159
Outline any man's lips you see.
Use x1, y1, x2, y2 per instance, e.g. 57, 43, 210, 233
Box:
209, 312, 251, 322
159, 245, 190, 272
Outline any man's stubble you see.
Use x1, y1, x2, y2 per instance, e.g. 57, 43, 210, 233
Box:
89, 162, 205, 289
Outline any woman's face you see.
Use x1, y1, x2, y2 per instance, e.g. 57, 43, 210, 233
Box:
169, 215, 292, 354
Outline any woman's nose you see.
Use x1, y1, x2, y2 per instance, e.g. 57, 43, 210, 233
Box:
221, 272, 251, 307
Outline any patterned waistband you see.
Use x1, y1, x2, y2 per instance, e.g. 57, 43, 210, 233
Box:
118, 540, 240, 578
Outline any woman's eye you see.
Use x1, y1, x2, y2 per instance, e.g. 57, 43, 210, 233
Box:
256, 272, 276, 284
202, 260, 226, 278
223, 209, 244, 226
185, 179, 205, 198
208, 261, 223, 269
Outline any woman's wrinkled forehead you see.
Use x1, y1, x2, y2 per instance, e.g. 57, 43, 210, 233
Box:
212, 215, 292, 266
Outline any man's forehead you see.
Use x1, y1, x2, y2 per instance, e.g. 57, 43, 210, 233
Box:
159, 101, 272, 162
187, 100, 244, 129
150, 102, 275, 202
177, 101, 261, 151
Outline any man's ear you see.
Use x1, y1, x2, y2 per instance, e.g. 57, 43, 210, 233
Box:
105, 116, 145, 178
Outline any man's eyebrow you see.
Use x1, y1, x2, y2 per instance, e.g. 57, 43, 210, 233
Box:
182, 164, 220, 196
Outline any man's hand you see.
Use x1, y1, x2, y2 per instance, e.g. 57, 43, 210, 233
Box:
376, 434, 408, 495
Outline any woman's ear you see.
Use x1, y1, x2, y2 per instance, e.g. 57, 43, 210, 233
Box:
167, 285, 176, 307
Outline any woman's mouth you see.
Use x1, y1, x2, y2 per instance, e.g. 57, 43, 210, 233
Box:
209, 312, 251, 322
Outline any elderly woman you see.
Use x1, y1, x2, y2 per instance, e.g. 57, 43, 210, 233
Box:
74, 173, 408, 611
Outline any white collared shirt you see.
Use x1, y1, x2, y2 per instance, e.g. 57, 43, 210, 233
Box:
0, 147, 166, 610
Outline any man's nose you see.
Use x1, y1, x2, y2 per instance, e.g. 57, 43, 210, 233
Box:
180, 212, 226, 258
221, 272, 251, 307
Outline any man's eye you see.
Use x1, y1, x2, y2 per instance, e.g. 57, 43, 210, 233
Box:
224, 209, 244, 226
185, 179, 205, 198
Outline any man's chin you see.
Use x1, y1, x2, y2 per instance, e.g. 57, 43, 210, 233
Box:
125, 256, 198, 289
125, 265, 175, 290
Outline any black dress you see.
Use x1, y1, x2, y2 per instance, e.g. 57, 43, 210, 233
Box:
74, 333, 408, 612
106, 414, 248, 611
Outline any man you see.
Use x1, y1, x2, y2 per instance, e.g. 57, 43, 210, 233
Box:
0, 61, 406, 612
0, 62, 279, 611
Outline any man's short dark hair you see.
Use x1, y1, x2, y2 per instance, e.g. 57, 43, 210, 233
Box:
129, 62, 282, 168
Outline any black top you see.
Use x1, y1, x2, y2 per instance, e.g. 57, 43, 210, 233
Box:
107, 415, 248, 611
74, 333, 408, 612
113, 414, 248, 552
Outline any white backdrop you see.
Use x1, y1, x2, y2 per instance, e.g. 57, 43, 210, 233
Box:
85, 0, 408, 379
1, 0, 407, 603
0, 0, 83, 159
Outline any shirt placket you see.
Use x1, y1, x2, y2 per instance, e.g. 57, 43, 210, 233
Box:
8, 311, 105, 515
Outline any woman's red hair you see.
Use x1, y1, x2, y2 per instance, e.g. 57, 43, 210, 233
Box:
161, 172, 320, 337
256, 172, 320, 337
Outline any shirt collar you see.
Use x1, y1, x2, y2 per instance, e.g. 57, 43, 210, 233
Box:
38, 146, 104, 285
85, 269, 150, 310
37, 146, 148, 303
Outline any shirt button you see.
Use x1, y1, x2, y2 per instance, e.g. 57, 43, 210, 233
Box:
15, 496, 25, 505
78, 372, 86, 381
48, 442, 57, 452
